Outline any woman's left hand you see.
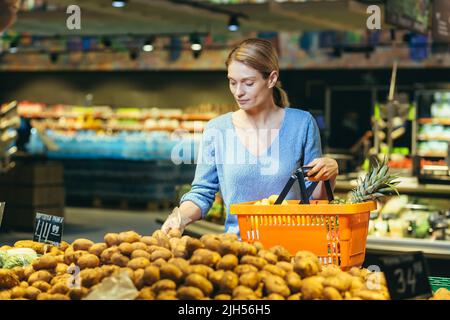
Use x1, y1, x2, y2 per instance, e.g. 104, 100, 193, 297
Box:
305, 157, 339, 182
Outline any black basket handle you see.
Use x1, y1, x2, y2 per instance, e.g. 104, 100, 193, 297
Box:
274, 166, 334, 205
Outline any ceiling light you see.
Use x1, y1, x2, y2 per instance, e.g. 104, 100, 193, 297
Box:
190, 33, 202, 52
228, 15, 240, 32
142, 37, 155, 52
112, 0, 127, 8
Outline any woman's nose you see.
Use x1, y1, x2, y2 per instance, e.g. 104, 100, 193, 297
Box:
235, 84, 245, 97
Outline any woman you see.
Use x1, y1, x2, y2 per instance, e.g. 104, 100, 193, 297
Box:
162, 38, 338, 235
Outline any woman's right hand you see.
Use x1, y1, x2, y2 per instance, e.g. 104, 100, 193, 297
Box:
161, 206, 195, 234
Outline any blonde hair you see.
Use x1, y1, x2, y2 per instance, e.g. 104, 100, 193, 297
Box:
226, 38, 290, 108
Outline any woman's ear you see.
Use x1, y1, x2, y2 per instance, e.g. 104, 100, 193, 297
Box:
268, 71, 278, 88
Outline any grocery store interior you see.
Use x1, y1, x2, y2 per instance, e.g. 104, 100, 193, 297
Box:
1, 0, 450, 285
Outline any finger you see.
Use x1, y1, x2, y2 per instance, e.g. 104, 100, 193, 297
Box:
313, 169, 326, 181
308, 168, 325, 182
305, 158, 320, 167
307, 162, 325, 177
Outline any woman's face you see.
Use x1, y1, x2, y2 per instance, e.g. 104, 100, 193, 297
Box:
0, 0, 20, 32
227, 60, 277, 111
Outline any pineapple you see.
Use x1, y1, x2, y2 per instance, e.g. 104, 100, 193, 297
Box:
333, 157, 399, 204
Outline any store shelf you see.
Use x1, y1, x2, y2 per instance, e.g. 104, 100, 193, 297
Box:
418, 152, 448, 158
418, 136, 450, 142
366, 236, 450, 259
418, 118, 450, 125
335, 177, 450, 197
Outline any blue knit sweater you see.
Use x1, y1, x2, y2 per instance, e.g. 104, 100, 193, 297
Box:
180, 107, 322, 234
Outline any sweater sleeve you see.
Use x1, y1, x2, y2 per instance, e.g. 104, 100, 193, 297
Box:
179, 124, 220, 219
303, 113, 323, 198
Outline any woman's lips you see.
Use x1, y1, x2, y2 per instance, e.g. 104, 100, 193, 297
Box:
238, 99, 249, 105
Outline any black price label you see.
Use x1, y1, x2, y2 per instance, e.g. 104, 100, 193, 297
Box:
33, 212, 64, 247
0, 202, 5, 227
378, 252, 432, 300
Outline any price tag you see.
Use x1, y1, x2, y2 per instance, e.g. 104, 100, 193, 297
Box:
33, 212, 64, 247
0, 202, 5, 228
378, 252, 432, 300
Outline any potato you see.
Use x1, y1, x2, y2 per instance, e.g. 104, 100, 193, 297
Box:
100, 246, 120, 264
186, 238, 204, 255
59, 241, 70, 252
201, 235, 221, 252
263, 265, 286, 278
172, 246, 188, 259
214, 294, 231, 300
209, 270, 225, 289
266, 293, 285, 300
28, 270, 53, 284
218, 240, 240, 256
237, 242, 257, 257
190, 265, 214, 278
263, 275, 290, 297
239, 271, 260, 290
288, 293, 302, 300
20, 281, 29, 288
350, 277, 365, 292
119, 231, 141, 244
169, 258, 191, 277
122, 267, 135, 280
10, 286, 26, 299
152, 258, 168, 268
152, 279, 177, 294
159, 263, 183, 284
49, 283, 70, 295
0, 291, 11, 300
32, 281, 51, 292
14, 240, 46, 254
276, 261, 294, 274
55, 255, 64, 264
240, 255, 267, 270
55, 263, 69, 275
137, 287, 155, 300
258, 250, 278, 264
51, 274, 71, 286
109, 253, 129, 268
80, 269, 101, 288
0, 245, 12, 250
269, 246, 291, 262
185, 274, 213, 296
285, 272, 302, 294
294, 258, 321, 278
69, 287, 89, 300
37, 293, 69, 300
11, 267, 26, 282
143, 265, 160, 286
234, 264, 258, 276
177, 286, 205, 300
24, 286, 41, 300
320, 264, 342, 278
218, 233, 239, 242
323, 287, 343, 300
128, 257, 151, 270
77, 254, 100, 269
141, 236, 158, 246
150, 248, 173, 262
23, 265, 35, 280
133, 269, 145, 290
190, 249, 221, 268
156, 290, 178, 300
219, 271, 239, 295
301, 276, 324, 300
131, 249, 151, 260
31, 255, 57, 271
217, 254, 239, 271
72, 239, 94, 251
86, 243, 106, 257
352, 289, 387, 300
64, 247, 89, 265
323, 273, 352, 292
253, 241, 264, 251
118, 242, 134, 256
168, 229, 182, 239
152, 230, 170, 249
104, 233, 120, 247
233, 285, 255, 298
131, 242, 148, 252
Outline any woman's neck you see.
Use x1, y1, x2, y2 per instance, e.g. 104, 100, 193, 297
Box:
236, 101, 282, 130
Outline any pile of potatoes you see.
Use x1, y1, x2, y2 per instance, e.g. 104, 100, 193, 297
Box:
0, 230, 391, 300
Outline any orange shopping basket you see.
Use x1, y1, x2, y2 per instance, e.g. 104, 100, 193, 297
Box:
230, 166, 376, 270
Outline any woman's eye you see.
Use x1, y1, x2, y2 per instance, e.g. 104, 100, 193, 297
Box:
246, 82, 254, 86
229, 81, 236, 86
